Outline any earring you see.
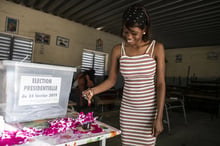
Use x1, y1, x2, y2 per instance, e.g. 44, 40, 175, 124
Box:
143, 32, 146, 35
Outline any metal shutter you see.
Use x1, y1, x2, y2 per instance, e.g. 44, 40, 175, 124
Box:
81, 49, 106, 76
12, 36, 33, 62
0, 33, 33, 62
0, 34, 11, 60
94, 53, 105, 76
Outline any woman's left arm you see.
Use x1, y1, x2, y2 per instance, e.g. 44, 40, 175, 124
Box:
152, 42, 166, 137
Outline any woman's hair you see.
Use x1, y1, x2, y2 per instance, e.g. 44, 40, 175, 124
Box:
122, 3, 152, 41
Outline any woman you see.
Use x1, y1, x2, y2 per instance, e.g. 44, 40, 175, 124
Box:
71, 69, 95, 108
83, 3, 165, 145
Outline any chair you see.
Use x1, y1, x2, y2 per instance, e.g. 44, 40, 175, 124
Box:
164, 86, 187, 134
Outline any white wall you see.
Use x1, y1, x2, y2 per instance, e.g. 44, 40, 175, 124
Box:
0, 0, 122, 67
165, 45, 220, 85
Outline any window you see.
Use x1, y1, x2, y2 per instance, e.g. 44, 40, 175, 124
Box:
0, 33, 33, 62
81, 49, 108, 76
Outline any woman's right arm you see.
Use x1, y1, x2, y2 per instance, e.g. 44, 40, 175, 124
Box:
82, 44, 121, 104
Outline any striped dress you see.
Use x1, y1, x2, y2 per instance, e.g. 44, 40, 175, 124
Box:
120, 40, 157, 146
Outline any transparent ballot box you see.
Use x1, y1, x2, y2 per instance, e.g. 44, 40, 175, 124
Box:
0, 60, 76, 123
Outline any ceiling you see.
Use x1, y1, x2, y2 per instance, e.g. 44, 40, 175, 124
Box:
7, 0, 220, 49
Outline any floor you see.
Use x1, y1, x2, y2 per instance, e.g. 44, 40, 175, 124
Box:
79, 103, 220, 146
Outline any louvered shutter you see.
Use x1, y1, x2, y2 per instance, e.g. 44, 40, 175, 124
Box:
0, 34, 11, 60
94, 53, 105, 76
81, 49, 106, 76
81, 51, 93, 71
0, 33, 33, 62
12, 36, 33, 62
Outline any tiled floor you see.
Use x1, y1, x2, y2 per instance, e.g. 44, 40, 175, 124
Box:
81, 104, 220, 146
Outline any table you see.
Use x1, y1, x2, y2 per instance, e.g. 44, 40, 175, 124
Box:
10, 113, 121, 146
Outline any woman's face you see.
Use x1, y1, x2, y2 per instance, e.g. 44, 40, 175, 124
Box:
122, 25, 145, 45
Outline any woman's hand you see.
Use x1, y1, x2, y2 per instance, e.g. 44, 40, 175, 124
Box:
152, 118, 164, 137
82, 88, 94, 106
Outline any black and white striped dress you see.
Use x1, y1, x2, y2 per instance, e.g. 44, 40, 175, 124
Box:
120, 40, 157, 146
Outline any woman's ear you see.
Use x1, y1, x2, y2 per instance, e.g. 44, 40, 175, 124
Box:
143, 27, 147, 35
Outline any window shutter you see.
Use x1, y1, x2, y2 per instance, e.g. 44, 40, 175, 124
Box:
0, 33, 33, 62
94, 54, 105, 76
0, 34, 11, 60
12, 36, 33, 62
81, 49, 107, 76
81, 51, 93, 71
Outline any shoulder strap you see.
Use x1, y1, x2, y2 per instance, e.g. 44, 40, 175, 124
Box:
150, 40, 156, 57
146, 40, 154, 53
121, 42, 126, 56
145, 40, 156, 57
